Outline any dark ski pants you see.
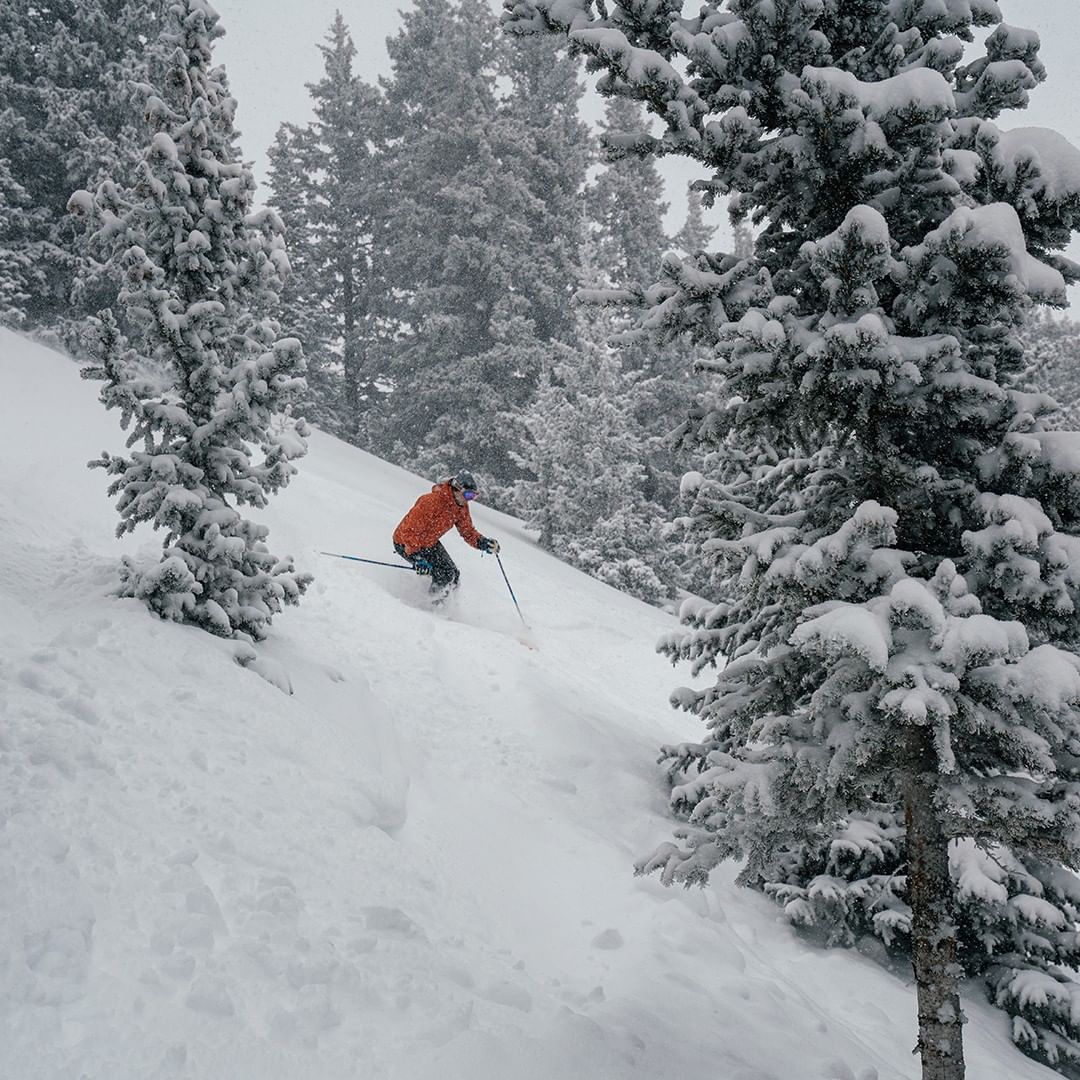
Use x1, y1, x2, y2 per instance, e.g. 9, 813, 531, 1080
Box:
394, 541, 460, 590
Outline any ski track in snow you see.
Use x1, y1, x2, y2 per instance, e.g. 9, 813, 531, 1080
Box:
0, 329, 1053, 1079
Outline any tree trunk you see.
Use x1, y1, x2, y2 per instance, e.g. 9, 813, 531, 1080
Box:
905, 726, 965, 1080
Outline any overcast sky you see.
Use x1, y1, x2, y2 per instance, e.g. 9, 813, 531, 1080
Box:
212, 0, 1080, 308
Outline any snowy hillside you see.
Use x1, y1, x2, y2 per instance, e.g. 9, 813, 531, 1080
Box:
0, 328, 1053, 1080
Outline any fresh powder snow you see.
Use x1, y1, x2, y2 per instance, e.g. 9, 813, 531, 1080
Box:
0, 327, 1061, 1079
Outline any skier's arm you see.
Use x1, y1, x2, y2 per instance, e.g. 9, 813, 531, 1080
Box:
455, 508, 484, 550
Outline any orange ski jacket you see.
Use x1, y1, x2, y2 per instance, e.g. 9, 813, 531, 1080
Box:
393, 483, 484, 555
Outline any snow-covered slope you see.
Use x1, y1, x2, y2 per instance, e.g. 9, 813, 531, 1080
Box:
0, 329, 1051, 1080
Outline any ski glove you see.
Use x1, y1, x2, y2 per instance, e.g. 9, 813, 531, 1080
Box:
413, 558, 432, 576
478, 537, 500, 555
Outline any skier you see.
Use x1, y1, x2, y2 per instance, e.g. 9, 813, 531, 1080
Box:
393, 469, 500, 600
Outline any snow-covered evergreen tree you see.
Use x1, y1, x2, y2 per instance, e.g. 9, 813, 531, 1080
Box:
72, 0, 310, 641
265, 121, 317, 409
587, 97, 668, 294
266, 13, 390, 442
732, 217, 754, 260
0, 0, 166, 332
0, 154, 40, 326
379, 0, 589, 498
1020, 311, 1080, 430
502, 32, 591, 349
673, 184, 715, 257
583, 97, 703, 595
506, 2, 1080, 1077
762, 808, 1080, 1074
513, 306, 670, 604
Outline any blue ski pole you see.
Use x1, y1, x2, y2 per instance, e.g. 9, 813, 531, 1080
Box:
320, 551, 413, 571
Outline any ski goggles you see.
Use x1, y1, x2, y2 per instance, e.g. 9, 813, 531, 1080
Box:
462, 489, 478, 501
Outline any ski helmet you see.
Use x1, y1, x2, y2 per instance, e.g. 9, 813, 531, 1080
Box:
451, 468, 478, 493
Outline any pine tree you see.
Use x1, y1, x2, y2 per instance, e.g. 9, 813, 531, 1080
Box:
584, 95, 697, 592
762, 810, 1080, 1074
507, 3, 1080, 1077
502, 33, 591, 348
379, 0, 589, 498
266, 13, 390, 442
265, 121, 319, 412
587, 96, 668, 293
72, 0, 310, 641
0, 0, 167, 331
0, 153, 41, 326
513, 307, 670, 604
732, 217, 754, 259
673, 184, 715, 257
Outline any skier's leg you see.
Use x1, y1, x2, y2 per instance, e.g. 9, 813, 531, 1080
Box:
426, 543, 459, 591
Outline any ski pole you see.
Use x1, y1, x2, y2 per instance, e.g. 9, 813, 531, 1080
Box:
319, 551, 413, 571
495, 552, 529, 627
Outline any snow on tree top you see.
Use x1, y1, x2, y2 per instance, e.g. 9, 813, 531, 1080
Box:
672, 17, 751, 73
972, 643, 1080, 714
951, 839, 1012, 905
1009, 892, 1071, 930
944, 147, 984, 185
932, 0, 1005, 23
810, 204, 892, 253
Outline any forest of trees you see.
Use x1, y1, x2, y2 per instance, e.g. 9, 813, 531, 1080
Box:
1, 0, 714, 608
5, 2, 1080, 1078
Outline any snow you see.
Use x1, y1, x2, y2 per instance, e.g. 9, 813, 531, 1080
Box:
994, 126, 1080, 203
802, 66, 955, 121
151, 131, 179, 160
571, 28, 690, 102
916, 202, 1066, 302
1033, 429, 1080, 474
0, 328, 1061, 1079
952, 839, 1010, 906
791, 603, 892, 672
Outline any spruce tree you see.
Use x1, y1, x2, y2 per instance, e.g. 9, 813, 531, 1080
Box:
732, 216, 754, 259
502, 33, 591, 348
673, 184, 716, 257
506, 3, 1080, 1077
513, 306, 670, 604
0, 153, 40, 326
587, 97, 668, 294
265, 121, 319, 412
72, 0, 310, 641
584, 95, 697, 590
762, 810, 1080, 1074
0, 0, 166, 331
266, 13, 390, 442
379, 0, 589, 499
